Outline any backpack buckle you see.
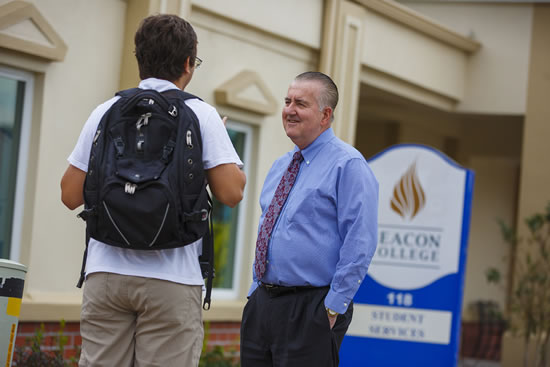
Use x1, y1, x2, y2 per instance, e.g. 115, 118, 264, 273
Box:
77, 207, 96, 221
168, 105, 178, 117
136, 113, 151, 132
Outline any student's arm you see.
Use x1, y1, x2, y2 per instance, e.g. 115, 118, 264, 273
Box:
206, 163, 246, 208
60, 165, 86, 210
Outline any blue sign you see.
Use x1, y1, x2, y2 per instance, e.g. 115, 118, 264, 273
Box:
340, 144, 474, 367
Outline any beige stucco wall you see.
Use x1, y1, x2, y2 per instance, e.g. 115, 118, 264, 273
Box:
191, 0, 323, 49
462, 157, 519, 317
361, 8, 468, 107
402, 1, 533, 115
0, 0, 127, 319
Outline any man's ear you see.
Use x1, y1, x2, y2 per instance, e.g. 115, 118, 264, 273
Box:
321, 106, 333, 127
183, 56, 192, 74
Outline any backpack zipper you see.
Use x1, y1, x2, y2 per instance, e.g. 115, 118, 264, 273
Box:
93, 129, 101, 145
149, 203, 171, 247
136, 112, 152, 133
102, 202, 131, 246
186, 130, 193, 149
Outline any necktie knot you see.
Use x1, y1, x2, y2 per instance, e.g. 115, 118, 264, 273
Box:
293, 151, 303, 163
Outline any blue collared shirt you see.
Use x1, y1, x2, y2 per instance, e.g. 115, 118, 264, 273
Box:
248, 128, 379, 313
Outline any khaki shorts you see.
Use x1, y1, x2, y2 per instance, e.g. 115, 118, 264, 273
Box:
79, 272, 203, 367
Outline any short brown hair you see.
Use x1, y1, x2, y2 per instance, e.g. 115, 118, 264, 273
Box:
134, 14, 197, 82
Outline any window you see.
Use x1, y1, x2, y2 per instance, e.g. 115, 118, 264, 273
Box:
0, 67, 34, 261
212, 121, 253, 299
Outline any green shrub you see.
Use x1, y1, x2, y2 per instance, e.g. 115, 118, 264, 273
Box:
13, 320, 240, 367
487, 203, 550, 367
13, 320, 79, 367
199, 345, 240, 367
199, 321, 240, 367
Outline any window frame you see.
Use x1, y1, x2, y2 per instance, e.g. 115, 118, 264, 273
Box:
0, 66, 34, 262
211, 120, 253, 300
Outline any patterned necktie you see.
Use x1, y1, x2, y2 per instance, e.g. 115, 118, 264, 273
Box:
255, 151, 303, 280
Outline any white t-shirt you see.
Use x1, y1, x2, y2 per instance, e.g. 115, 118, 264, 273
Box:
68, 78, 243, 286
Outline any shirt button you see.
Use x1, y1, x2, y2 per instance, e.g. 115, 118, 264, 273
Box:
306, 161, 310, 164
358, 280, 361, 284
344, 303, 348, 307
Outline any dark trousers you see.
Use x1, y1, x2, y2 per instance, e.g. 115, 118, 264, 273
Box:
240, 285, 353, 367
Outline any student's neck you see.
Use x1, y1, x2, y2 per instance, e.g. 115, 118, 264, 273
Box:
173, 74, 191, 90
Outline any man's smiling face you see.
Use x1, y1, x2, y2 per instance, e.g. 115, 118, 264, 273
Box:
282, 80, 331, 150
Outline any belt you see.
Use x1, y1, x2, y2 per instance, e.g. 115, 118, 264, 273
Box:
258, 282, 327, 297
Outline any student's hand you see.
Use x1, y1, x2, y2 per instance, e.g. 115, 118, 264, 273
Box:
328, 313, 337, 329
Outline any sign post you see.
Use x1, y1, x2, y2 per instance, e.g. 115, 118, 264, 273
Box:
340, 144, 474, 367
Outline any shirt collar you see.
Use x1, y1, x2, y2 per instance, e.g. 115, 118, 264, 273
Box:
295, 128, 335, 165
138, 78, 180, 92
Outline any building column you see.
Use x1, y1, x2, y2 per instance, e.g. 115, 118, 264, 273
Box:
502, 5, 550, 366
320, 0, 366, 146
516, 5, 550, 222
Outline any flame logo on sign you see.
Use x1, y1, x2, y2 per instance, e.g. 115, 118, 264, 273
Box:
390, 162, 426, 220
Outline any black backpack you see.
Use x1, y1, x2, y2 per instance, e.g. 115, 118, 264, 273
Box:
77, 88, 215, 309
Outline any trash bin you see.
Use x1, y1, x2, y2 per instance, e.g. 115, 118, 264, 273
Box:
0, 259, 27, 367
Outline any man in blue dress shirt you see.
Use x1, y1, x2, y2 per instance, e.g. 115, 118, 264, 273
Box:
240, 72, 379, 366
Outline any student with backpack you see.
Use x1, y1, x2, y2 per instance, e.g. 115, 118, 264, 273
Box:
60, 14, 246, 367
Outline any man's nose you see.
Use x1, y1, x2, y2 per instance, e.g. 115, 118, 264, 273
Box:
283, 104, 296, 115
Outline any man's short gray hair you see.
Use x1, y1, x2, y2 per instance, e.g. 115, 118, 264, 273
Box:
295, 71, 339, 122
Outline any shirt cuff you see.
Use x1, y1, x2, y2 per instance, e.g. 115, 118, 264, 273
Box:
324, 288, 352, 314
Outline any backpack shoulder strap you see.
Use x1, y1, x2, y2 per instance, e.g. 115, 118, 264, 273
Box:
162, 88, 203, 102
115, 88, 201, 101
199, 195, 214, 310
115, 88, 141, 99
162, 89, 214, 310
